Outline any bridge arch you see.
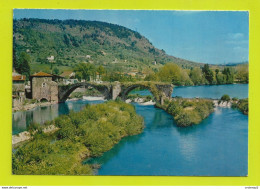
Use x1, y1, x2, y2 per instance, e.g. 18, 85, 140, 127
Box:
58, 83, 111, 102
119, 83, 161, 104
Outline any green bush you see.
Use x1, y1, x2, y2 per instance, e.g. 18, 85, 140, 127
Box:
221, 94, 230, 101
232, 97, 239, 101
232, 98, 248, 115
165, 98, 214, 127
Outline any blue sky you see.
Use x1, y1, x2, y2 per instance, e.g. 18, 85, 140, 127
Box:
14, 9, 249, 64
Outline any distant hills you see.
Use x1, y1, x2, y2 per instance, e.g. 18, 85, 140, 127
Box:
217, 62, 248, 66
13, 18, 206, 73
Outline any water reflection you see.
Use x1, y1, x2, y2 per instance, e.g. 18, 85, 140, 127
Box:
90, 104, 247, 176
12, 99, 104, 135
84, 133, 144, 167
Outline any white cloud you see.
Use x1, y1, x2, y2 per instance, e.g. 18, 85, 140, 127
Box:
228, 33, 244, 40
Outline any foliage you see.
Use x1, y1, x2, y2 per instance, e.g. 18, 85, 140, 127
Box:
232, 97, 239, 101
235, 65, 248, 83
156, 63, 193, 86
14, 52, 31, 79
232, 98, 248, 115
53, 67, 59, 75
222, 67, 234, 84
221, 94, 231, 101
74, 63, 96, 81
166, 98, 214, 127
189, 67, 206, 85
13, 18, 205, 75
12, 101, 144, 175
102, 73, 136, 82
202, 64, 214, 84
144, 73, 159, 81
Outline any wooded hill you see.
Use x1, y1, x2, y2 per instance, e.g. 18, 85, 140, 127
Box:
13, 18, 205, 73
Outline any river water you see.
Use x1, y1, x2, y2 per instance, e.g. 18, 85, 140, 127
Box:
12, 84, 248, 176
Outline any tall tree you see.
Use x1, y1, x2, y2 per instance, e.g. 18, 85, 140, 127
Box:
157, 63, 193, 85
96, 65, 105, 75
15, 52, 31, 79
223, 67, 234, 84
74, 63, 96, 81
190, 67, 204, 85
202, 64, 214, 84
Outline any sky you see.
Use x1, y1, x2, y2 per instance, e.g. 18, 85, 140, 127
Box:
13, 9, 249, 64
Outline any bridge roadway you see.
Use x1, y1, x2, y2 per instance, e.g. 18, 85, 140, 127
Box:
58, 81, 174, 105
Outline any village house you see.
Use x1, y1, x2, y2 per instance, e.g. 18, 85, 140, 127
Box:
60, 71, 78, 85
30, 72, 58, 102
47, 55, 55, 62
60, 71, 75, 79
12, 70, 26, 108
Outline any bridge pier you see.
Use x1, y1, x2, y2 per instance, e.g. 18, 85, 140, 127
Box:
112, 81, 121, 100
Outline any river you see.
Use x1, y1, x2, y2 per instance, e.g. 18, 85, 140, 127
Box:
12, 84, 248, 176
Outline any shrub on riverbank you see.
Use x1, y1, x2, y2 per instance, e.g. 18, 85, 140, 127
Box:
12, 101, 144, 175
164, 98, 214, 127
232, 98, 248, 115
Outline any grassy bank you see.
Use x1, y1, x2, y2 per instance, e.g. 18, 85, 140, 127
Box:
232, 98, 248, 115
159, 98, 214, 127
12, 100, 144, 175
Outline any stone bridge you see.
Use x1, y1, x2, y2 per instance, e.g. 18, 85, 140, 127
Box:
58, 81, 174, 105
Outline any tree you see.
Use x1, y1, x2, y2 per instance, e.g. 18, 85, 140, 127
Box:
96, 65, 105, 75
157, 63, 193, 86
223, 67, 234, 84
202, 64, 214, 84
189, 67, 204, 85
216, 72, 226, 84
144, 73, 158, 81
53, 67, 59, 75
235, 65, 248, 83
74, 63, 96, 81
15, 52, 31, 79
221, 94, 230, 101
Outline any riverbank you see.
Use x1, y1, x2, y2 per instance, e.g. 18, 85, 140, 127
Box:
12, 125, 59, 147
12, 100, 144, 175
12, 101, 58, 112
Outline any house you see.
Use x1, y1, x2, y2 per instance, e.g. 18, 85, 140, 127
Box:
86, 55, 91, 59
47, 55, 55, 62
60, 71, 78, 85
30, 72, 58, 102
12, 70, 26, 107
60, 71, 75, 79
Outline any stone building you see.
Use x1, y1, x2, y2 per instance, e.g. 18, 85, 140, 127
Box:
30, 72, 58, 102
12, 71, 26, 108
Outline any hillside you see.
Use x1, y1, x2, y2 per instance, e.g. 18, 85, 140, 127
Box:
13, 18, 205, 74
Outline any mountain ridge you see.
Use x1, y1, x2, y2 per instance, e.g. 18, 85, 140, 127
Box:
13, 18, 207, 73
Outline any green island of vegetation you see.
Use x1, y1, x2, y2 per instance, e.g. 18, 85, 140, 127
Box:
12, 100, 144, 175
158, 98, 214, 127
